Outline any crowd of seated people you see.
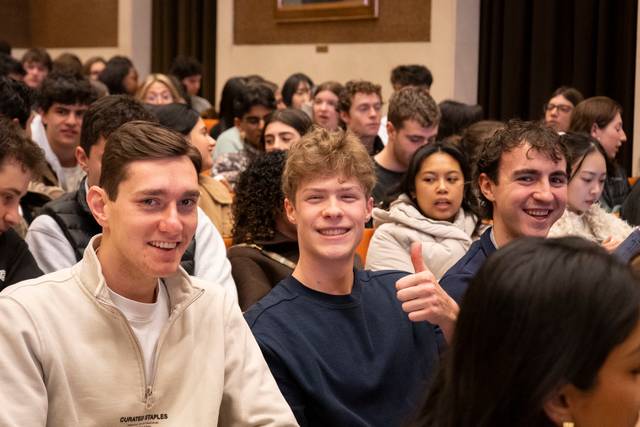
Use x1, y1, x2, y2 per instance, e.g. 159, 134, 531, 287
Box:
2, 41, 640, 427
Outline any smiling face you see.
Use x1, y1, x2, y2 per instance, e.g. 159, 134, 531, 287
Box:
93, 156, 199, 284
188, 117, 215, 171
567, 150, 607, 214
285, 175, 373, 264
593, 112, 627, 159
264, 121, 302, 152
479, 143, 568, 246
313, 90, 340, 131
341, 92, 382, 139
413, 152, 464, 222
544, 94, 574, 132
144, 81, 174, 105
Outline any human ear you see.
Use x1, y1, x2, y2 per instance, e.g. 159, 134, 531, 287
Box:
386, 121, 396, 139
75, 146, 90, 173
591, 122, 600, 139
478, 173, 496, 202
340, 111, 351, 126
284, 197, 297, 225
86, 186, 109, 228
365, 196, 374, 222
234, 117, 241, 129
543, 384, 575, 426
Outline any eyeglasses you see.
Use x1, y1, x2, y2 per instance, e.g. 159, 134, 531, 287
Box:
544, 103, 573, 114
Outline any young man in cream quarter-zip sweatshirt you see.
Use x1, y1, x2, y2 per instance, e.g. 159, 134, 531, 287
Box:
0, 121, 297, 427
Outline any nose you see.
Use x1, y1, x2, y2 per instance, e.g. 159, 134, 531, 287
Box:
208, 134, 216, 150
621, 128, 627, 142
322, 197, 343, 218
273, 138, 287, 151
532, 182, 554, 203
436, 178, 448, 193
158, 204, 183, 234
67, 112, 81, 125
3, 204, 20, 229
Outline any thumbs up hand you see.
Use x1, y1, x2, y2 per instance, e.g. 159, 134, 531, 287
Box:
395, 242, 459, 343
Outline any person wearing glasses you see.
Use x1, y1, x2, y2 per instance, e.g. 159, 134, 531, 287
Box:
338, 80, 385, 155
543, 86, 584, 133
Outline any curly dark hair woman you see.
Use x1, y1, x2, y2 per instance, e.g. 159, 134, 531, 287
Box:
232, 150, 288, 244
229, 150, 298, 310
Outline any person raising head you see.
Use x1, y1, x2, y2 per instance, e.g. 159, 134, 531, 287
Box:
150, 102, 233, 237
548, 132, 632, 251
414, 236, 640, 427
21, 47, 52, 89
281, 72, 314, 110
245, 126, 458, 426
1, 119, 297, 425
82, 56, 106, 81
569, 96, 628, 211
543, 86, 584, 133
311, 81, 343, 131
262, 108, 313, 152
440, 120, 569, 303
136, 73, 185, 106
366, 141, 482, 279
339, 79, 384, 155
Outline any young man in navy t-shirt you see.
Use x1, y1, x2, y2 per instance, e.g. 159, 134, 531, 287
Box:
245, 127, 458, 427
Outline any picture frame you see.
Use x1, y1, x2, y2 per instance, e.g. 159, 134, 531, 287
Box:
274, 0, 379, 23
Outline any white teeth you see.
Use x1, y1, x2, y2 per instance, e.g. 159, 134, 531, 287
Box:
319, 228, 348, 236
525, 210, 550, 217
149, 241, 178, 249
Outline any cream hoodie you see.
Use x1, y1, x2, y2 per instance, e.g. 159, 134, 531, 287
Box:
366, 194, 480, 279
0, 235, 298, 427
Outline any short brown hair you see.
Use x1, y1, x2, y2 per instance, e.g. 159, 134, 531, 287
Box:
283, 127, 376, 202
100, 121, 202, 200
388, 86, 440, 129
569, 96, 621, 134
338, 80, 382, 113
0, 117, 46, 178
476, 120, 569, 218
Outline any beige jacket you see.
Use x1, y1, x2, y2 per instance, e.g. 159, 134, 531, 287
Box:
199, 174, 234, 238
0, 236, 298, 427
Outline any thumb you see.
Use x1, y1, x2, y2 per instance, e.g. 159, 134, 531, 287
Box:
410, 241, 427, 273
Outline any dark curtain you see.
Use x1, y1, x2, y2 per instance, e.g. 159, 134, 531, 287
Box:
478, 0, 637, 172
151, 0, 217, 108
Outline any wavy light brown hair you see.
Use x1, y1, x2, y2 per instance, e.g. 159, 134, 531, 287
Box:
283, 126, 375, 203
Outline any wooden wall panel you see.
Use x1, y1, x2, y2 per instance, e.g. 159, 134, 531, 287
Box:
29, 0, 118, 47
0, 0, 31, 47
234, 0, 430, 44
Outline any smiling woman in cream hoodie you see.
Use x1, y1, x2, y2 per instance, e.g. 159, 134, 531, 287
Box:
366, 141, 482, 279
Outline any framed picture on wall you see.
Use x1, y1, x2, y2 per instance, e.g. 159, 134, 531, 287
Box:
274, 0, 379, 23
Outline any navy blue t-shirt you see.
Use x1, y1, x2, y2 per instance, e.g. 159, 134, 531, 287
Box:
440, 228, 497, 304
244, 270, 443, 427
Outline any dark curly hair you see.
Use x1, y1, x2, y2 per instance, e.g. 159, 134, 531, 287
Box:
232, 150, 287, 244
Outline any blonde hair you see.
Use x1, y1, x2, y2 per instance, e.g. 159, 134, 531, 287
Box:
283, 126, 376, 202
135, 73, 185, 104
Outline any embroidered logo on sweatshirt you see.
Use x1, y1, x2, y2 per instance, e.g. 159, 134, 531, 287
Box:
119, 413, 168, 426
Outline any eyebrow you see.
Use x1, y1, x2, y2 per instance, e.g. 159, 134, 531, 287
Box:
133, 189, 200, 198
0, 187, 23, 196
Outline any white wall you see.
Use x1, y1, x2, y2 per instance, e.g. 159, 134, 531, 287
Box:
12, 0, 152, 79
215, 0, 480, 110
